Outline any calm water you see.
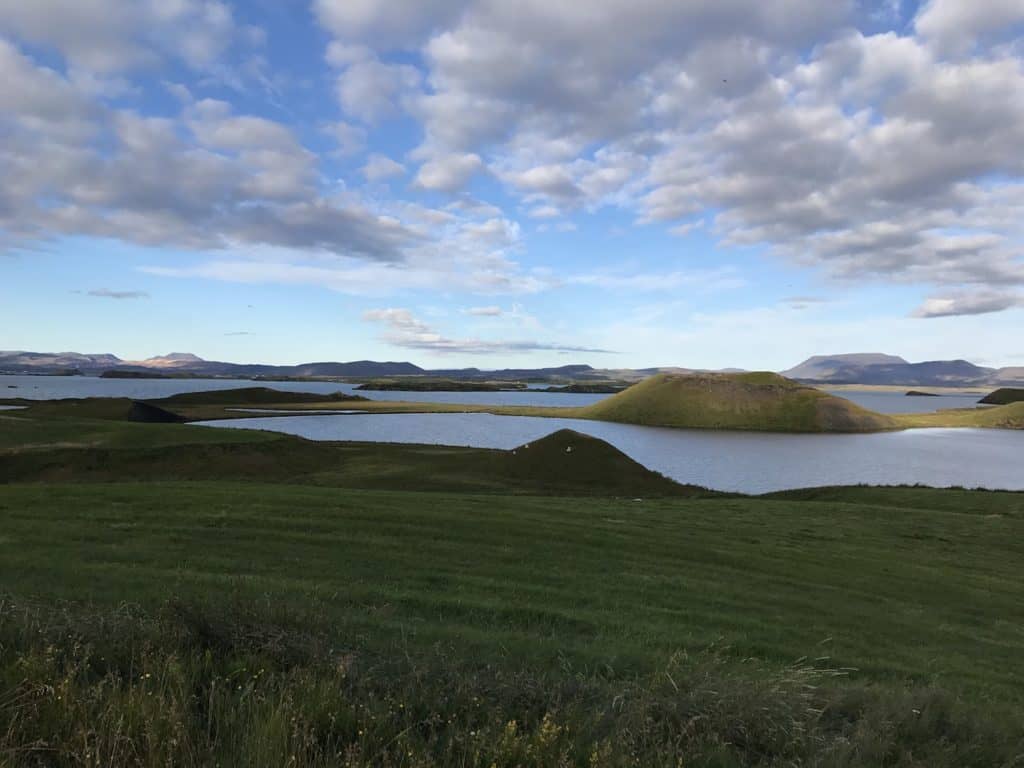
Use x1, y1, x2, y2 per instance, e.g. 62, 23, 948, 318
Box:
0, 374, 988, 413
0, 375, 607, 408
195, 412, 1024, 493
822, 388, 984, 414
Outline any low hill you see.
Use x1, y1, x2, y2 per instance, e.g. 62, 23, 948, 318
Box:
542, 382, 627, 393
496, 429, 696, 495
581, 372, 896, 432
980, 388, 1024, 405
354, 379, 519, 392
152, 387, 368, 406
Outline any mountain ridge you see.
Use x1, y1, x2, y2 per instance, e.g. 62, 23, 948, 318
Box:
3, 349, 1023, 386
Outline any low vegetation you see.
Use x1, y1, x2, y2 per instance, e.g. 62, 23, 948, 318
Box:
542, 382, 628, 393
979, 387, 1024, 405
893, 401, 1024, 429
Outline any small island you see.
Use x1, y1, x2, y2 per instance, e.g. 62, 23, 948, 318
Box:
354, 379, 527, 392
906, 390, 941, 397
542, 382, 629, 394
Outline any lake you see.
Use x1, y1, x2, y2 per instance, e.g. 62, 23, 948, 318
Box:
0, 375, 607, 408
0, 374, 988, 413
195, 412, 1024, 494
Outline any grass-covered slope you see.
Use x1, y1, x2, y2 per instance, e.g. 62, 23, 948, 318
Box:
0, 415, 698, 496
980, 387, 1024, 405
894, 401, 1024, 429
581, 372, 896, 432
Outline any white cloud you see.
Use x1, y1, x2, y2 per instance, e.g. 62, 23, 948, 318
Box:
313, 0, 470, 49
362, 154, 406, 182
914, 0, 1024, 55
0, 0, 243, 73
465, 305, 502, 316
912, 290, 1022, 318
362, 306, 615, 355
413, 152, 484, 192
334, 56, 421, 123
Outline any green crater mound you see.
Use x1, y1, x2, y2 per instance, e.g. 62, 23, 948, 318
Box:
581, 372, 896, 432
500, 429, 697, 496
979, 388, 1024, 405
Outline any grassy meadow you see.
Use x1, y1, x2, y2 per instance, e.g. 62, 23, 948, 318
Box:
2, 388, 1024, 765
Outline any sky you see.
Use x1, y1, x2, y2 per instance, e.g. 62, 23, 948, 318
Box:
1, 0, 1023, 370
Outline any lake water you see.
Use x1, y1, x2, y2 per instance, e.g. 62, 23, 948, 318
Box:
195, 412, 1024, 493
0, 374, 988, 413
0, 375, 607, 408
822, 388, 984, 414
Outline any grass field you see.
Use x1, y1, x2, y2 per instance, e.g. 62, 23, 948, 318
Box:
2, 481, 1024, 765
3, 396, 1024, 765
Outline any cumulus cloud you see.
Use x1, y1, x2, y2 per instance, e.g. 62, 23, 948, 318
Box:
308, 0, 1024, 293
413, 153, 484, 192
362, 154, 406, 182
0, 46, 419, 262
911, 290, 1022, 318
914, 0, 1024, 55
363, 307, 615, 354
0, 0, 243, 72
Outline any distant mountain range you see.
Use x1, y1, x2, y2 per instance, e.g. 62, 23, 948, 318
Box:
3, 350, 1022, 386
781, 354, 1024, 386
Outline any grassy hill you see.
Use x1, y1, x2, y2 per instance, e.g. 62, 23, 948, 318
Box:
580, 372, 897, 432
980, 387, 1024, 405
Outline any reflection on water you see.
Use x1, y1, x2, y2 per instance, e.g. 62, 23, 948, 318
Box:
195, 412, 1024, 494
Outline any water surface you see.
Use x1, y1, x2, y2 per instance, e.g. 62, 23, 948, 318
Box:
196, 412, 1023, 493
0, 375, 606, 408
0, 374, 992, 414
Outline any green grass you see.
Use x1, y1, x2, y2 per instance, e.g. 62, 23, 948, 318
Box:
0, 428, 700, 497
2, 482, 1024, 699
2, 482, 1024, 765
979, 388, 1024, 405
893, 401, 1024, 429
6, 599, 1020, 767
4, 402, 1024, 764
0, 413, 277, 453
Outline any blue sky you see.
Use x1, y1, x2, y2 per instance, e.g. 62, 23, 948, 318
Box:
1, 0, 1023, 369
